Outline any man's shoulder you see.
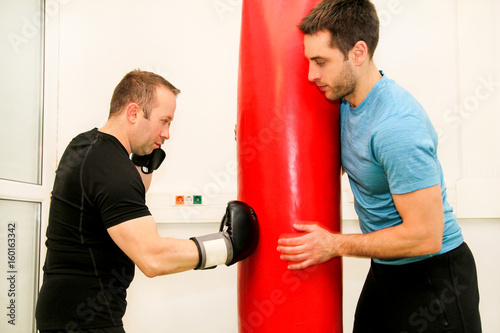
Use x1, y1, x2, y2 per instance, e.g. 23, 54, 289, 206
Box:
70, 128, 99, 144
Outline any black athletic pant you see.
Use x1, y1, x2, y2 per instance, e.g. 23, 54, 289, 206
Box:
353, 242, 481, 333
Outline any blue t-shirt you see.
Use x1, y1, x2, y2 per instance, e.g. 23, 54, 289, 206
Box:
341, 73, 463, 265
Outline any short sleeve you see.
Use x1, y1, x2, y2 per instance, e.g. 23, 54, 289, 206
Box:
82, 139, 151, 229
372, 114, 440, 195
93, 169, 151, 228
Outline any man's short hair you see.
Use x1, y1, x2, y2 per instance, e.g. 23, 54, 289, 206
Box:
109, 69, 180, 118
298, 0, 379, 59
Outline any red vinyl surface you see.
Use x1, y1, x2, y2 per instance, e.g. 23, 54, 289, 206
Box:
236, 1, 343, 332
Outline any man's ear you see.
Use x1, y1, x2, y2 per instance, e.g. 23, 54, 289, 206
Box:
350, 41, 369, 66
125, 103, 140, 124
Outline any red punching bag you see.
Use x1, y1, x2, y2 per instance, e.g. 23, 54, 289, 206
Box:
236, 1, 342, 332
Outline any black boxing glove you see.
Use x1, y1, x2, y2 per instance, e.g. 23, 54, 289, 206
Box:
190, 200, 259, 269
131, 148, 166, 174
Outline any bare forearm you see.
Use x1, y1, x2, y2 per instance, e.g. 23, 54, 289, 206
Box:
339, 185, 444, 259
335, 223, 442, 259
278, 220, 443, 270
140, 238, 199, 277
279, 185, 445, 270
108, 217, 199, 277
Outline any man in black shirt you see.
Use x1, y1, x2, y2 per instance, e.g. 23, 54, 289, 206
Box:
36, 70, 259, 332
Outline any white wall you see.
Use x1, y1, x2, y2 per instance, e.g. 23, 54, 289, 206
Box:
45, 0, 500, 332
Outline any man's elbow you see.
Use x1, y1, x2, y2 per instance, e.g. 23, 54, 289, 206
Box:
411, 217, 444, 256
424, 238, 442, 255
418, 233, 443, 256
405, 225, 443, 256
134, 252, 166, 278
137, 256, 183, 278
138, 260, 161, 278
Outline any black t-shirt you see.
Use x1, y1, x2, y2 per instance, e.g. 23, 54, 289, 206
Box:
36, 128, 151, 330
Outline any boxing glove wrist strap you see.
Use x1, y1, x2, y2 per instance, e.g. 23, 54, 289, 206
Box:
190, 233, 234, 270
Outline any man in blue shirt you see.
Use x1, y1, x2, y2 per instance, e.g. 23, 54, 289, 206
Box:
277, 1, 481, 332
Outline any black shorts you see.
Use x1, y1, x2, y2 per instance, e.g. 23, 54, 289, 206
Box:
353, 242, 481, 333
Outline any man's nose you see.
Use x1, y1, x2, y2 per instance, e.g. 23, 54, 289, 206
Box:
161, 127, 170, 141
308, 65, 320, 82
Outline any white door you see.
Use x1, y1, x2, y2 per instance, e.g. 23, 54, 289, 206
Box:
0, 1, 58, 332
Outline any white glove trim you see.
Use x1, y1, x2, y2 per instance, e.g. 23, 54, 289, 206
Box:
191, 232, 234, 269
204, 238, 229, 268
